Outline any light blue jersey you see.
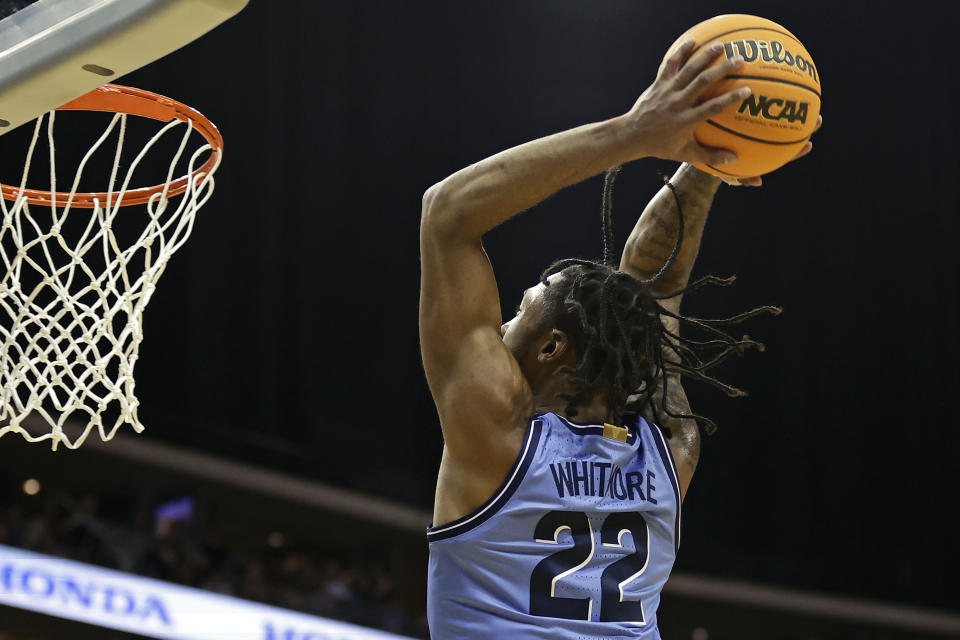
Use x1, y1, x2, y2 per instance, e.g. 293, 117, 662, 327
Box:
427, 412, 681, 639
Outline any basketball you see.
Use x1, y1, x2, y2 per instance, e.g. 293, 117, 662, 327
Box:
671, 14, 822, 178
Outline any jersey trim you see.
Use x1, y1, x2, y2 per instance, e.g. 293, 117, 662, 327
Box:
427, 418, 545, 542
555, 414, 639, 446
648, 421, 682, 552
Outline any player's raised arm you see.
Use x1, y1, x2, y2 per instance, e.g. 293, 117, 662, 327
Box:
618, 126, 820, 501
618, 164, 723, 500
419, 40, 748, 522
417, 116, 645, 519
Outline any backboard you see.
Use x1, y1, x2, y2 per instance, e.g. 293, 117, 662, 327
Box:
0, 0, 248, 135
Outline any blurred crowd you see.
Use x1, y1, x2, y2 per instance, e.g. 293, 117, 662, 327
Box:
0, 487, 429, 639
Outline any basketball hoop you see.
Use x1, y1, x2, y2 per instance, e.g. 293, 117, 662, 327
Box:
0, 84, 223, 450
1, 84, 223, 208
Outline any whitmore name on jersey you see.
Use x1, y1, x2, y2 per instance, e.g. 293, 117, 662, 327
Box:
549, 459, 659, 502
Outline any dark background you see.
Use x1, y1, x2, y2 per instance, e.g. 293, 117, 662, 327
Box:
6, 0, 958, 619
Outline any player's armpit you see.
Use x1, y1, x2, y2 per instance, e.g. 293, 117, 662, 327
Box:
661, 378, 700, 502
643, 369, 699, 502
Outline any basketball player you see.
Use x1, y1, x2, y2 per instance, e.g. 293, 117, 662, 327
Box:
420, 40, 818, 638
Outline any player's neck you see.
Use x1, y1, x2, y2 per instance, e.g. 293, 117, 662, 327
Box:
531, 382, 612, 424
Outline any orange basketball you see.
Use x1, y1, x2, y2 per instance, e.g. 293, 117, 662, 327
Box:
670, 14, 822, 178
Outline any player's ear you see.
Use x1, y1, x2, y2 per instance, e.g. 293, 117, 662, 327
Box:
537, 329, 570, 363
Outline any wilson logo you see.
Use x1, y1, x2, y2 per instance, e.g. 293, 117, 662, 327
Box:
724, 39, 817, 83
737, 94, 809, 124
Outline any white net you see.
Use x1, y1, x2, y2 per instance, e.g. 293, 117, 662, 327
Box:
0, 108, 220, 449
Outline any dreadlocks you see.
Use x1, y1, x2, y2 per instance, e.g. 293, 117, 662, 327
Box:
538, 167, 780, 435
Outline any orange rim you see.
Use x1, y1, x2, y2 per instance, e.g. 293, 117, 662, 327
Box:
1, 84, 223, 208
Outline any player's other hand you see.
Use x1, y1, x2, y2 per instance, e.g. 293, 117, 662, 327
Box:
722, 114, 823, 186
624, 39, 747, 166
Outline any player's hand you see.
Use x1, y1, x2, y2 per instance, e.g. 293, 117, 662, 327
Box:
723, 114, 823, 187
624, 39, 748, 166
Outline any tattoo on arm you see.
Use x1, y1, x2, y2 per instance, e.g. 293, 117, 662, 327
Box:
620, 164, 722, 296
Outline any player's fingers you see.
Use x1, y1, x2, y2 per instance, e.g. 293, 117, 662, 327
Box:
693, 143, 738, 167
673, 41, 725, 88
814, 114, 823, 133
688, 86, 752, 122
679, 54, 744, 104
720, 175, 761, 187
792, 140, 813, 160
659, 39, 696, 80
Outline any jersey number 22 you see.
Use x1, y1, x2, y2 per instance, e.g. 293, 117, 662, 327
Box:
530, 510, 649, 624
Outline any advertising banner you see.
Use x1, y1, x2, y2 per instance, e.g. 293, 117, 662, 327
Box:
0, 545, 414, 640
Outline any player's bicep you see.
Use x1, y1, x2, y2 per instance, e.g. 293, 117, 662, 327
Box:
418, 190, 530, 450
418, 231, 501, 378
418, 227, 508, 402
